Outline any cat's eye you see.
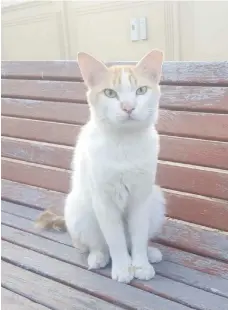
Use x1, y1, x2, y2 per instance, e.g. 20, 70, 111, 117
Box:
104, 88, 117, 98
136, 86, 148, 95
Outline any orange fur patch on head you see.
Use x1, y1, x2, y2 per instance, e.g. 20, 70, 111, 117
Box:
108, 65, 138, 87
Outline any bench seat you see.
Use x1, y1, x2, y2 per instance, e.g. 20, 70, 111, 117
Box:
1, 60, 228, 310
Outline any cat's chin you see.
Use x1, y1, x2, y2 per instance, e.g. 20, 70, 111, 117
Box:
112, 117, 153, 131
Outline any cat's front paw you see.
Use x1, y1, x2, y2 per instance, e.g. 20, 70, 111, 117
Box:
133, 261, 155, 280
112, 258, 134, 283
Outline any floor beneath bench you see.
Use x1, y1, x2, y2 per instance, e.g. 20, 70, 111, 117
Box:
2, 201, 228, 310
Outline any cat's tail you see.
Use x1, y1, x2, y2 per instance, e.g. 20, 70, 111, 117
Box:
34, 208, 66, 232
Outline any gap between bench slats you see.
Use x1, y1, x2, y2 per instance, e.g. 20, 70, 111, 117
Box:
2, 228, 228, 310
2, 61, 228, 84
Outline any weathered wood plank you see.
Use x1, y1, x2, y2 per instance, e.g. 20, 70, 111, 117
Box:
2, 224, 228, 299
160, 136, 228, 170
3, 156, 228, 200
2, 262, 123, 310
2, 176, 228, 231
3, 111, 228, 146
2, 207, 227, 278
1, 137, 73, 169
161, 86, 228, 112
1, 287, 50, 310
2, 240, 193, 310
1, 116, 80, 145
2, 88, 228, 122
158, 218, 228, 262
158, 110, 228, 141
165, 190, 228, 232
1, 98, 89, 123
2, 80, 228, 116
2, 211, 70, 246
1, 79, 87, 103
1, 157, 70, 193
151, 242, 228, 279
1, 61, 82, 81
2, 61, 228, 84
157, 161, 228, 200
1, 179, 65, 211
2, 206, 228, 262
3, 135, 228, 171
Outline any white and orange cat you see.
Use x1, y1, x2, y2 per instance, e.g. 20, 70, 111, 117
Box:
64, 50, 166, 283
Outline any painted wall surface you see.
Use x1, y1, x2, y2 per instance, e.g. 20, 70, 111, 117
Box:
2, 1, 228, 61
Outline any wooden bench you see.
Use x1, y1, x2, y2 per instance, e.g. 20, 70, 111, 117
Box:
1, 60, 228, 310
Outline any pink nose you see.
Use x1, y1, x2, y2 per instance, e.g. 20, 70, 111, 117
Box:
121, 103, 135, 114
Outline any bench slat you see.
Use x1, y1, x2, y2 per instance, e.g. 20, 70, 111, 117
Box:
1, 287, 50, 310
2, 262, 122, 310
2, 201, 228, 262
2, 224, 228, 310
2, 135, 228, 171
165, 190, 228, 232
159, 110, 228, 141
160, 136, 228, 170
2, 117, 80, 145
1, 98, 89, 123
157, 162, 228, 200
2, 202, 228, 277
3, 111, 228, 145
1, 179, 65, 210
2, 222, 228, 299
2, 240, 193, 310
2, 176, 228, 231
161, 86, 228, 112
2, 88, 228, 120
2, 156, 228, 200
1, 79, 87, 103
2, 79, 228, 114
2, 61, 228, 84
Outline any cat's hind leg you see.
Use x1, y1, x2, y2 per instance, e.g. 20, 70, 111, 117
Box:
64, 191, 110, 269
147, 185, 166, 264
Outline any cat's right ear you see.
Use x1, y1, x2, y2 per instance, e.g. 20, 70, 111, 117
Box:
77, 52, 108, 88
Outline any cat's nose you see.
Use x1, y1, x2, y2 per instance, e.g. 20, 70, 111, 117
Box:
121, 102, 135, 114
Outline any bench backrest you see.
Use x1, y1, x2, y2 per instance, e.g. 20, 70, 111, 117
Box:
2, 60, 228, 261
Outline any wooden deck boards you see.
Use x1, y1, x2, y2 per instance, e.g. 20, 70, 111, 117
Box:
2, 200, 228, 310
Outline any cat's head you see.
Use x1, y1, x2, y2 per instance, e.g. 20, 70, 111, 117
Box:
78, 50, 163, 130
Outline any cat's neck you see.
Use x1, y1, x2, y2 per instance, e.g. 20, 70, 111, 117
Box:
88, 117, 156, 140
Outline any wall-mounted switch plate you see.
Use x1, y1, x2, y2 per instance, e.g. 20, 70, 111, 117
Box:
130, 18, 139, 41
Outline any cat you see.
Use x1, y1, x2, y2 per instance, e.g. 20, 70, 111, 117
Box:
64, 50, 166, 284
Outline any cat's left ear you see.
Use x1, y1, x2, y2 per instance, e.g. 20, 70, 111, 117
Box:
77, 52, 108, 88
135, 49, 163, 83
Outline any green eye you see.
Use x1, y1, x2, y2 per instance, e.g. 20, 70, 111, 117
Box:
136, 86, 148, 95
104, 89, 117, 98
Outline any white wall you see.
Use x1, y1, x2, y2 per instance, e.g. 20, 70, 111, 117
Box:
2, 1, 228, 61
